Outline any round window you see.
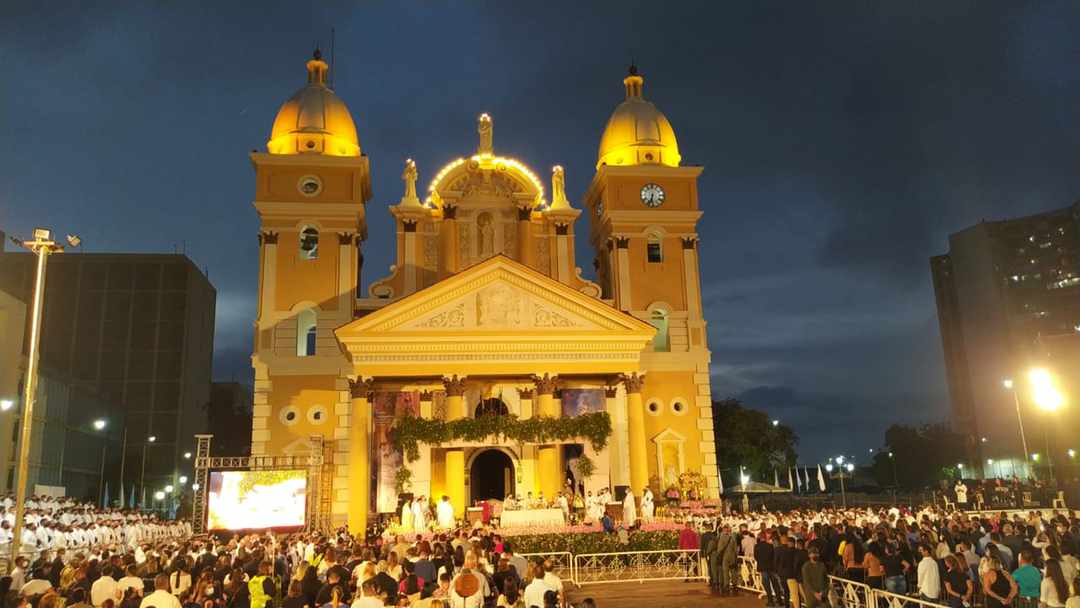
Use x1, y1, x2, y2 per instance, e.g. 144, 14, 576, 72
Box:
297, 175, 322, 197
646, 400, 662, 416
279, 407, 300, 426
307, 405, 328, 425
671, 401, 687, 416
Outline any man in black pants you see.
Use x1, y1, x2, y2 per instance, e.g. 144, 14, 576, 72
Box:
774, 534, 795, 608
754, 532, 784, 608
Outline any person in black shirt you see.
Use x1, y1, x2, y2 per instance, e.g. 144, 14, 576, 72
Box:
754, 534, 782, 608
314, 569, 349, 605
774, 535, 795, 608
943, 555, 972, 608
790, 538, 810, 608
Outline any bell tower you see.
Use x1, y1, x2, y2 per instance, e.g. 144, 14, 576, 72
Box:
249, 50, 372, 526
584, 65, 719, 498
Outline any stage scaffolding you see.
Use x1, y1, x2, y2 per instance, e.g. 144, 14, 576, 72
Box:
191, 434, 330, 534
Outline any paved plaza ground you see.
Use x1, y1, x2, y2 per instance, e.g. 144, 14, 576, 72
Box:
566, 581, 763, 608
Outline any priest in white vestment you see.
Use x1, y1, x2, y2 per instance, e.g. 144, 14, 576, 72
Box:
640, 488, 655, 523
436, 496, 455, 529
622, 489, 637, 526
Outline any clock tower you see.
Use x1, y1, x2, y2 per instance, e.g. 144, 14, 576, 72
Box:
583, 65, 720, 498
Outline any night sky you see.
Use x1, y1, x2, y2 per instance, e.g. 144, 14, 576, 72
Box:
5, 2, 1080, 464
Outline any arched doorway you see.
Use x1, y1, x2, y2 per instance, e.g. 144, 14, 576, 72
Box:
475, 397, 509, 417
470, 449, 515, 503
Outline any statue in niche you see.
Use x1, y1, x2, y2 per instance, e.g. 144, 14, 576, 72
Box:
477, 212, 495, 258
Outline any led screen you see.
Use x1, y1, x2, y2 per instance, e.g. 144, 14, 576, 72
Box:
207, 469, 306, 530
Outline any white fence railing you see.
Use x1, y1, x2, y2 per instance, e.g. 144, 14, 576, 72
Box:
573, 549, 706, 585
829, 575, 872, 608
521, 551, 575, 586
736, 556, 765, 594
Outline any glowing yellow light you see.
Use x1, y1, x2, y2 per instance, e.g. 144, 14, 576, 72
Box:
1028, 368, 1066, 411
424, 154, 548, 208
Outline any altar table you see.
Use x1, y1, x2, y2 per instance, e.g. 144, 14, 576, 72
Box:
500, 508, 565, 529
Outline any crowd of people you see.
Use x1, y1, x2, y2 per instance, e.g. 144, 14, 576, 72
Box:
0, 495, 190, 555
713, 504, 1080, 608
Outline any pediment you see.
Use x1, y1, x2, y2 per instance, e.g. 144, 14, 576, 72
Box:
340, 255, 654, 336
335, 256, 655, 377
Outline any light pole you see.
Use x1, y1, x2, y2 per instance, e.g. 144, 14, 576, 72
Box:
10, 228, 78, 565
1028, 368, 1066, 483
1003, 378, 1033, 479
140, 434, 157, 508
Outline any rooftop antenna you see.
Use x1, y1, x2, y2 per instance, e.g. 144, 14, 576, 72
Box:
330, 27, 336, 89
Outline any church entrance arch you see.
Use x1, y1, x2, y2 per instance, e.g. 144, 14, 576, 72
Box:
469, 449, 515, 503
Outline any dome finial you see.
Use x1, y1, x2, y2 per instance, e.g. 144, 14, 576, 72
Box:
306, 49, 329, 86
313, 47, 322, 61
623, 64, 644, 100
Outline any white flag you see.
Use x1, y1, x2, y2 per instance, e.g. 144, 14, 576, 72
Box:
788, 467, 794, 491
718, 469, 724, 495
774, 469, 780, 487
817, 464, 826, 492
796, 467, 803, 491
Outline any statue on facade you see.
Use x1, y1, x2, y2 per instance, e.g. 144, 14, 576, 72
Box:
400, 158, 421, 207
550, 165, 571, 210
478, 113, 493, 155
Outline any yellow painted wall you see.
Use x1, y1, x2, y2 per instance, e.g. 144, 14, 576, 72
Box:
605, 175, 697, 212
264, 374, 340, 453
640, 371, 703, 483
273, 230, 342, 312
255, 166, 363, 203
430, 450, 446, 502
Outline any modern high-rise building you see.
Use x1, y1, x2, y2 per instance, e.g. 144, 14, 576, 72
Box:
932, 202, 1080, 475
0, 250, 216, 497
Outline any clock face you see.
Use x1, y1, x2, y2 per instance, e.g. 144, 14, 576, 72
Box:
640, 183, 665, 208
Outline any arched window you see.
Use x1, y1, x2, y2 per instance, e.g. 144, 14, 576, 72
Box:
646, 233, 663, 263
649, 309, 670, 352
296, 308, 317, 357
299, 226, 319, 260
475, 398, 509, 418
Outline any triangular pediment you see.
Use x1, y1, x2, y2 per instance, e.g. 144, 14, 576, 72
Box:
340, 255, 654, 336
335, 256, 655, 377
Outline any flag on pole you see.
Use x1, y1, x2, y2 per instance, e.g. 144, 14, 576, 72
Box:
118, 484, 125, 509
774, 469, 780, 488
788, 467, 795, 491
796, 467, 803, 491
129, 484, 136, 509
141, 486, 147, 510
817, 464, 827, 492
102, 482, 109, 509
718, 469, 724, 495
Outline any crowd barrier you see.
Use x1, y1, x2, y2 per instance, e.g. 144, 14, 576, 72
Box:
572, 549, 706, 585
521, 551, 575, 586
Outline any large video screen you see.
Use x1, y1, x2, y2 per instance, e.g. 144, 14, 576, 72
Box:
207, 470, 307, 531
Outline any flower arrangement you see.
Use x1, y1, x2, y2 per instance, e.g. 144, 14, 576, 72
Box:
678, 471, 707, 499
393, 412, 612, 462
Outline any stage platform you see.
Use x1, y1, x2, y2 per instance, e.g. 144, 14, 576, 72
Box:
566, 582, 763, 608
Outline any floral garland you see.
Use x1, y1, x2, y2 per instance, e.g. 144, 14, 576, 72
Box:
393, 412, 612, 462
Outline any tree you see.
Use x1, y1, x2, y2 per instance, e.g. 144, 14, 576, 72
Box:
712, 398, 798, 482
871, 423, 966, 489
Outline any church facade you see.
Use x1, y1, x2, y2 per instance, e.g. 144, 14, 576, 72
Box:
249, 52, 719, 532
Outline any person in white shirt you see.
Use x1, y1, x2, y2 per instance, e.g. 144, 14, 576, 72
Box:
91, 571, 120, 607
917, 544, 942, 600
140, 575, 183, 608
118, 565, 145, 597
523, 562, 554, 608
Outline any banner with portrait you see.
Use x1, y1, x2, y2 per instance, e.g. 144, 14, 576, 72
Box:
560, 388, 605, 417
371, 391, 420, 513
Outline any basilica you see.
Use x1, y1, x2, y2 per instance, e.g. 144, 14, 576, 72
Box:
248, 50, 719, 531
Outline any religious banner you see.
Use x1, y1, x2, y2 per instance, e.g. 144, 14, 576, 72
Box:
560, 388, 605, 417
372, 391, 420, 513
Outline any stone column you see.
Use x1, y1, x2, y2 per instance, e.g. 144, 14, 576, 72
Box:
517, 205, 533, 268
402, 220, 418, 293
517, 388, 537, 494
614, 237, 632, 311
440, 204, 459, 278
348, 378, 374, 535
622, 373, 649, 493
533, 374, 561, 500
443, 375, 467, 517
603, 384, 621, 490
410, 390, 433, 500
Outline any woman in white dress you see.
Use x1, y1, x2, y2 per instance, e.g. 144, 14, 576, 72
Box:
622, 488, 637, 526
436, 495, 455, 529
412, 496, 428, 532
400, 500, 413, 532
640, 488, 655, 523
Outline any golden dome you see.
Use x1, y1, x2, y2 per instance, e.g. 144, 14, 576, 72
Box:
597, 66, 681, 169
267, 50, 361, 157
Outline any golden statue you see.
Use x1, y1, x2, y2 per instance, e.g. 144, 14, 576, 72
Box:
400, 158, 421, 207
550, 165, 571, 210
477, 113, 493, 155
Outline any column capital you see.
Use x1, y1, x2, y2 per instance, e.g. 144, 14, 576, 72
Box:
258, 231, 279, 246
517, 205, 532, 221
604, 385, 619, 399
443, 375, 467, 397
681, 236, 698, 250
349, 377, 375, 400
531, 373, 558, 396
443, 204, 458, 220
518, 388, 534, 400
337, 232, 355, 245
619, 372, 645, 394
419, 390, 433, 402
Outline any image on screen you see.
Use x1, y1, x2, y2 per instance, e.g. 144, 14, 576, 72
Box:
207, 469, 307, 531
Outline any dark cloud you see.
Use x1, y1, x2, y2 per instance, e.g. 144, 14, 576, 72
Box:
5, 1, 1080, 464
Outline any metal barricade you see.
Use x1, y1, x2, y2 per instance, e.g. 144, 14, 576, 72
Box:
871, 587, 947, 608
573, 549, 706, 585
736, 555, 765, 594
829, 575, 872, 608
521, 551, 575, 586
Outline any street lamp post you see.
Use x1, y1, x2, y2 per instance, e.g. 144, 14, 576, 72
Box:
1003, 378, 1033, 479
140, 435, 157, 507
10, 229, 76, 565
1028, 368, 1066, 484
